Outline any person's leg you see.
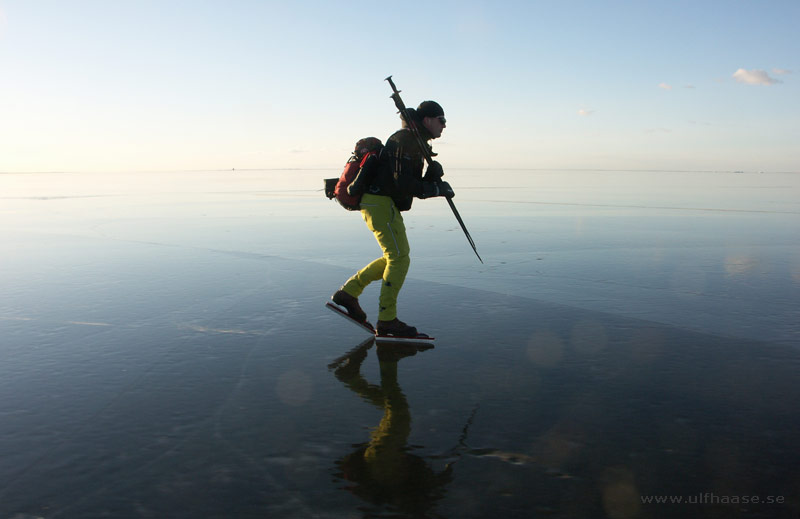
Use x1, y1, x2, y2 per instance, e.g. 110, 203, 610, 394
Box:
355, 195, 410, 322
341, 256, 386, 298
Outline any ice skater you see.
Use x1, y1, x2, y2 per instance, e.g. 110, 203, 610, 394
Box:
331, 99, 454, 338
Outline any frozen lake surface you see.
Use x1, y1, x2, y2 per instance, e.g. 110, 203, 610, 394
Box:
1, 169, 798, 518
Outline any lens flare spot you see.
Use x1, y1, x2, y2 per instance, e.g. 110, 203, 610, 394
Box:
724, 254, 760, 276
601, 467, 641, 519
570, 320, 607, 355
526, 330, 564, 367
276, 370, 313, 406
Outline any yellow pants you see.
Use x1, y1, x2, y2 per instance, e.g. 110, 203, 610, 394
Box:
342, 194, 410, 321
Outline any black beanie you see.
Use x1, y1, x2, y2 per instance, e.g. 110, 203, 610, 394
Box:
416, 100, 444, 119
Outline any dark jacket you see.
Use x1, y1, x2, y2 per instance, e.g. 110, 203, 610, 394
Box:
367, 126, 440, 211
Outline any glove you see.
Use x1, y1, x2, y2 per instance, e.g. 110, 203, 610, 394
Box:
437, 181, 455, 198
423, 161, 444, 181
420, 181, 455, 199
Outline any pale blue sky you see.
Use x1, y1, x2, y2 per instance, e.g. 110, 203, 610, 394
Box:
1, 0, 797, 172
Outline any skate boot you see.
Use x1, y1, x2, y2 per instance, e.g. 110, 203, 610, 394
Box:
376, 318, 419, 338
331, 290, 367, 323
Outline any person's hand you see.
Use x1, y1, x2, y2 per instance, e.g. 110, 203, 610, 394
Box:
437, 181, 455, 198
421, 180, 455, 199
424, 161, 444, 181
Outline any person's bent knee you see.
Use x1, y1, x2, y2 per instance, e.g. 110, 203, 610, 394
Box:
387, 253, 410, 270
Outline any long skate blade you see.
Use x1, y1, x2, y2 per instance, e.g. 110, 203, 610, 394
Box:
375, 334, 435, 344
325, 302, 375, 334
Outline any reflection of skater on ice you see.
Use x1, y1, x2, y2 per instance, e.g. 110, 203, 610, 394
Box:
329, 340, 450, 516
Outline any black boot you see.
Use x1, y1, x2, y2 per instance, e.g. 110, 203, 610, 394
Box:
376, 318, 418, 338
331, 290, 367, 323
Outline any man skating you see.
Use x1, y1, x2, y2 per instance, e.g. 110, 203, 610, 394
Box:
331, 100, 454, 338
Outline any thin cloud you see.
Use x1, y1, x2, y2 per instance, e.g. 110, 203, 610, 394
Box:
732, 68, 781, 85
658, 83, 673, 90
772, 68, 791, 75
684, 85, 695, 89
577, 108, 595, 117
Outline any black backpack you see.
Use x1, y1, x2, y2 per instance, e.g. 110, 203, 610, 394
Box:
324, 137, 383, 210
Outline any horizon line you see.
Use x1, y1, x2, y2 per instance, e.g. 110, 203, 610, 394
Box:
2, 167, 798, 175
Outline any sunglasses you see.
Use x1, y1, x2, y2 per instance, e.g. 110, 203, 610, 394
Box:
436, 116, 446, 125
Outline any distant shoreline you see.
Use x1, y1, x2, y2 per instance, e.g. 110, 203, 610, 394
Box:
2, 168, 798, 175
